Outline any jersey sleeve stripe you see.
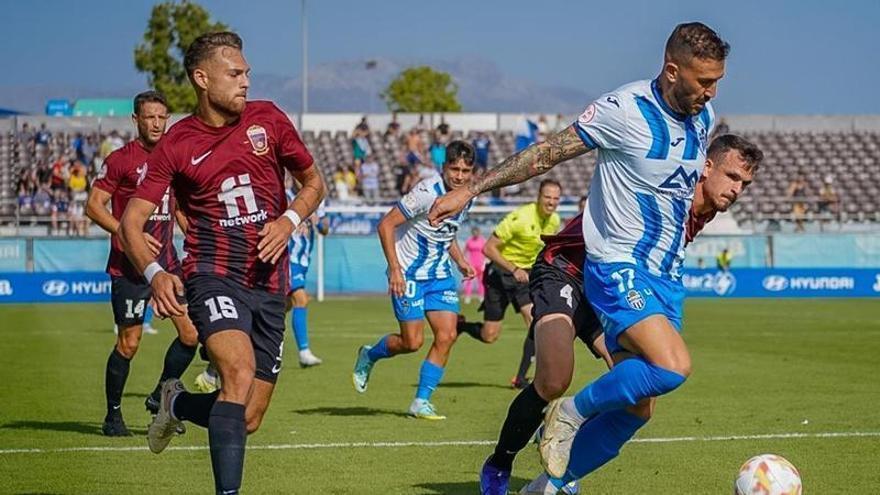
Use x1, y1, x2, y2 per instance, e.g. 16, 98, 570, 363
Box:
635, 96, 670, 160
659, 198, 688, 273
632, 192, 663, 268
396, 200, 415, 219
574, 123, 599, 150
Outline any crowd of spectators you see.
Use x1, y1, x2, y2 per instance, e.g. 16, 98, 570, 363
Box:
11, 122, 130, 235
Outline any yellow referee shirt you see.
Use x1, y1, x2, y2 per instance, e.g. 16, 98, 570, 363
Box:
494, 203, 561, 269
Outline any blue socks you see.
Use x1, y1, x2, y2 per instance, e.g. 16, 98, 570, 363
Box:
415, 360, 444, 401
143, 305, 154, 326
367, 335, 392, 362
557, 409, 647, 485
291, 307, 309, 351
573, 356, 686, 417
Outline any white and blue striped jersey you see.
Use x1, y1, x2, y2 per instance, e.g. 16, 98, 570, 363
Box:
395, 175, 472, 281
575, 79, 715, 280
287, 189, 326, 268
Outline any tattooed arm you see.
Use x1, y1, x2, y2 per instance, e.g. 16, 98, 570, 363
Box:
428, 125, 590, 224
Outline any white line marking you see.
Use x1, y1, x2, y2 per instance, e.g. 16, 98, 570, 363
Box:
1, 431, 878, 455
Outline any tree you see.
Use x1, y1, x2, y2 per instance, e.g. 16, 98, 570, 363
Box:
134, 1, 228, 112
382, 66, 462, 113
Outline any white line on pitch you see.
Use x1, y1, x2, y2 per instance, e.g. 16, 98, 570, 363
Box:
1, 431, 878, 456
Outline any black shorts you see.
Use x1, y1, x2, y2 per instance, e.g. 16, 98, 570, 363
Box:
111, 276, 152, 327
528, 258, 603, 359
186, 274, 287, 384
481, 262, 532, 321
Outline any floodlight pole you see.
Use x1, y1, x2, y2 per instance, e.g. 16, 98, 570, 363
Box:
301, 0, 308, 117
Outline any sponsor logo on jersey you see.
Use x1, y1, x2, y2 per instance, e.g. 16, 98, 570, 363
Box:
247, 125, 269, 156
190, 150, 213, 166
135, 164, 148, 186
670, 137, 684, 147
581, 103, 597, 123
605, 96, 619, 108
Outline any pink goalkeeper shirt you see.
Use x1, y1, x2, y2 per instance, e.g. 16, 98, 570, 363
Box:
464, 235, 486, 267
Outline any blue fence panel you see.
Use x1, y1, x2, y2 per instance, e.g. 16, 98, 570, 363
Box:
34, 239, 109, 272
682, 268, 880, 298
0, 239, 28, 272
773, 234, 880, 268
0, 272, 111, 303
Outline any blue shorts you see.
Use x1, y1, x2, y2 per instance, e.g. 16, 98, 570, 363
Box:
289, 263, 308, 292
391, 277, 459, 322
583, 261, 685, 355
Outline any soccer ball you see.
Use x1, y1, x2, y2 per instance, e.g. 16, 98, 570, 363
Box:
734, 454, 802, 495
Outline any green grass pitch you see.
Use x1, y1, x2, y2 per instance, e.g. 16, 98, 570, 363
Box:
0, 298, 878, 493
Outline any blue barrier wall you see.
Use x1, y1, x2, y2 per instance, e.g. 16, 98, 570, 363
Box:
1, 235, 879, 301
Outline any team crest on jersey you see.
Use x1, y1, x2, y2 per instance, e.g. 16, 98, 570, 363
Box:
581, 103, 596, 123
246, 125, 269, 156
626, 289, 645, 311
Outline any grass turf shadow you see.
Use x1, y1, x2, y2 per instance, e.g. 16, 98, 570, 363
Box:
292, 406, 409, 418
1, 420, 147, 436
413, 476, 531, 494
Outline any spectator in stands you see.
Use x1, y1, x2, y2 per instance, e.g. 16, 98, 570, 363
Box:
34, 123, 51, 148
17, 185, 33, 215
712, 117, 730, 138
514, 115, 538, 152
36, 160, 51, 188
385, 115, 401, 140
17, 123, 35, 149
49, 156, 68, 192
787, 173, 809, 232
352, 127, 371, 169
33, 185, 52, 216
393, 161, 409, 196
68, 161, 89, 236
333, 166, 351, 201
359, 154, 381, 203
436, 119, 451, 144
99, 130, 124, 159
429, 139, 446, 168
405, 128, 425, 167
473, 132, 491, 173
817, 174, 839, 217
536, 114, 549, 142
80, 135, 98, 166
51, 189, 70, 235
696, 257, 706, 269
355, 115, 370, 133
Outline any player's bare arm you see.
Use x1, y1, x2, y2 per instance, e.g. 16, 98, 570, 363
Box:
428, 126, 588, 225
377, 206, 408, 298
87, 185, 161, 257
482, 234, 528, 283
119, 197, 185, 318
448, 238, 475, 279
257, 164, 326, 264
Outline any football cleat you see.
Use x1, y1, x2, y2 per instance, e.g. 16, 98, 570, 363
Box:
147, 378, 185, 454
539, 398, 584, 479
193, 368, 220, 393
352, 345, 375, 393
479, 457, 511, 495
298, 349, 323, 368
101, 413, 132, 437
518, 472, 579, 494
408, 399, 446, 420
142, 324, 158, 335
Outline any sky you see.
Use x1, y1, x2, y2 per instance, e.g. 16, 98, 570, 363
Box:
1, 0, 878, 114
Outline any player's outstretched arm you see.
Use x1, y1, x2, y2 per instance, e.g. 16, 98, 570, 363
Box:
258, 164, 327, 264
120, 198, 185, 317
377, 206, 408, 298
428, 125, 589, 225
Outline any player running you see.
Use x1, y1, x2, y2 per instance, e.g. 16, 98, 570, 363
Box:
285, 186, 329, 367
86, 90, 199, 437
352, 141, 477, 420
483, 134, 762, 494
429, 22, 730, 490
119, 32, 325, 495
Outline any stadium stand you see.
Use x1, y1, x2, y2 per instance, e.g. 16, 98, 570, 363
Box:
1, 115, 879, 234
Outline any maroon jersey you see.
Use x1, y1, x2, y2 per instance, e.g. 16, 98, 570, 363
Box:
93, 140, 179, 281
134, 101, 314, 295
542, 208, 715, 277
